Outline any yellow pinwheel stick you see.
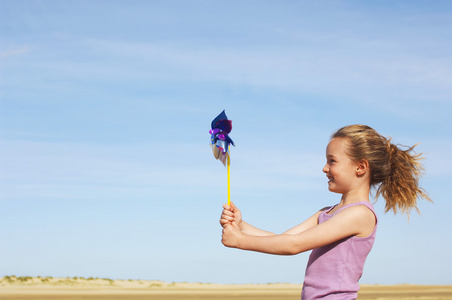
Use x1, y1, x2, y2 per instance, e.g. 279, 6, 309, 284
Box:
227, 147, 231, 206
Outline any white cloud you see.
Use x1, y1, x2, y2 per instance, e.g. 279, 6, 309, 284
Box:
0, 46, 30, 59
33, 36, 449, 107
0, 138, 329, 202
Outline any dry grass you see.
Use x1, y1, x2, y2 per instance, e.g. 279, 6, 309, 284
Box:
1, 276, 451, 299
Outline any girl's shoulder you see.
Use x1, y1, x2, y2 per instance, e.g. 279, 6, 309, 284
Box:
332, 202, 377, 237
328, 201, 375, 216
323, 202, 377, 226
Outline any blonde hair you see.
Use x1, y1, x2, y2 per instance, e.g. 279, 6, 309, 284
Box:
332, 124, 431, 215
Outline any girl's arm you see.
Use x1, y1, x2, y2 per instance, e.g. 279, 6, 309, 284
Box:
239, 220, 275, 236
222, 205, 375, 255
220, 203, 329, 237
220, 202, 275, 236
282, 206, 330, 235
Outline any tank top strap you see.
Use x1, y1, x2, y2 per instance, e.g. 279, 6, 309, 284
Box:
331, 201, 377, 218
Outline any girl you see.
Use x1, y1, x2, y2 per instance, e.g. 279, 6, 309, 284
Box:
220, 124, 430, 300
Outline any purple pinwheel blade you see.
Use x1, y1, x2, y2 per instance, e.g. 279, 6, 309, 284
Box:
209, 110, 235, 166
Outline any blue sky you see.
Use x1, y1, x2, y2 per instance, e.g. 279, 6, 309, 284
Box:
1, 0, 451, 285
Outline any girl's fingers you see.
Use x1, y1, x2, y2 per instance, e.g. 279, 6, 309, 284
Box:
220, 216, 234, 224
221, 213, 239, 222
223, 209, 234, 216
220, 214, 233, 220
220, 221, 229, 227
222, 211, 235, 219
220, 205, 235, 227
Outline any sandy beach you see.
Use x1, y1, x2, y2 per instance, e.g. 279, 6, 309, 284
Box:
1, 276, 451, 300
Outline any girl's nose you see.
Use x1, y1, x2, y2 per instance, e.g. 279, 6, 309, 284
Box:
322, 164, 328, 173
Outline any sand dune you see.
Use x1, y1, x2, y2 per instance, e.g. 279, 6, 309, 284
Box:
1, 276, 451, 299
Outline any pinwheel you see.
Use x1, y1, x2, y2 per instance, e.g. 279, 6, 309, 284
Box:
209, 110, 235, 205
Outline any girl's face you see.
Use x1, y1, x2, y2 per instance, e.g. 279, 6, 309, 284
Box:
323, 138, 359, 194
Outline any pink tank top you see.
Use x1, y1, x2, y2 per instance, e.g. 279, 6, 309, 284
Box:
301, 201, 377, 300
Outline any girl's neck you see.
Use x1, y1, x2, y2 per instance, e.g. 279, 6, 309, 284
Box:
328, 193, 370, 215
339, 190, 370, 206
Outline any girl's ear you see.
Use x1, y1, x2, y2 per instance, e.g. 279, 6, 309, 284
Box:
356, 159, 369, 176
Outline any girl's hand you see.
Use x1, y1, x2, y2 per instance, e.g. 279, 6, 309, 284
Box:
219, 201, 242, 228
230, 201, 242, 228
221, 222, 242, 248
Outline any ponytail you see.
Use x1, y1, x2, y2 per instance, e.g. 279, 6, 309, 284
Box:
332, 125, 431, 216
376, 141, 430, 215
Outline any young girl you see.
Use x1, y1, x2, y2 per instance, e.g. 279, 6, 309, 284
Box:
220, 124, 430, 300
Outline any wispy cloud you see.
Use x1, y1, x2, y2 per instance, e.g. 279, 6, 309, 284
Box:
12, 34, 450, 108
0, 137, 328, 202
0, 46, 30, 59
